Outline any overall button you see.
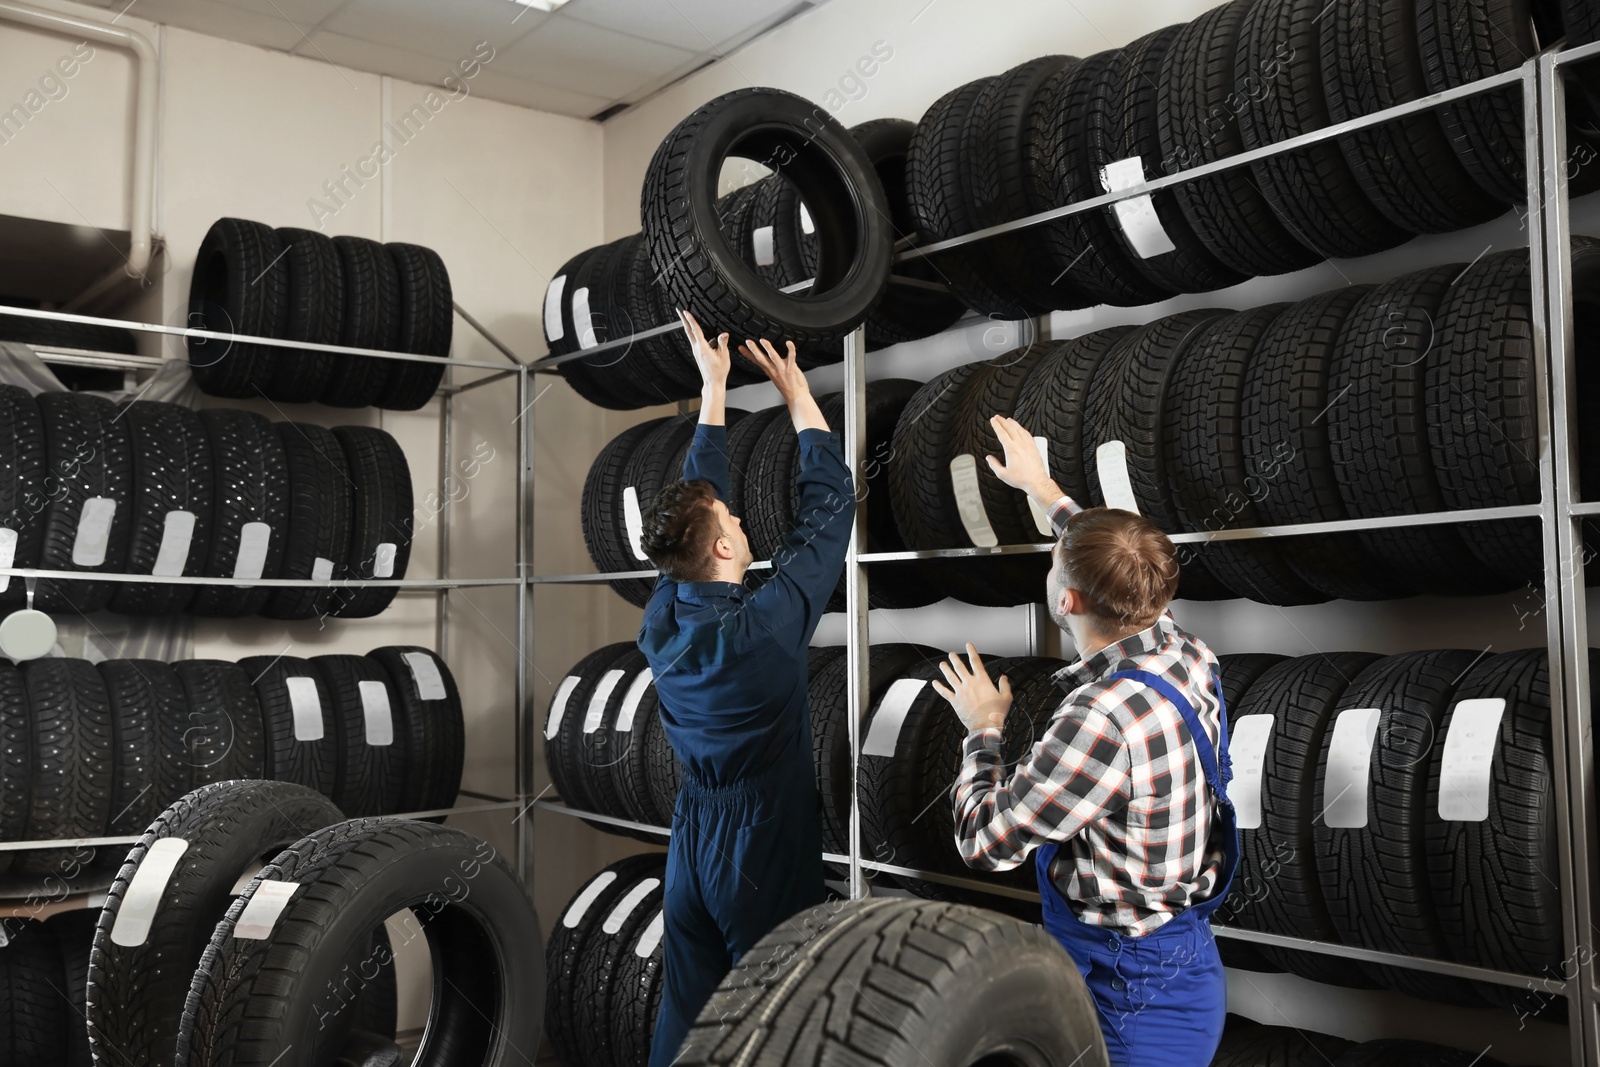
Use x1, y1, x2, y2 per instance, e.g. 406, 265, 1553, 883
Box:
1107, 936, 1121, 952
1110, 976, 1127, 992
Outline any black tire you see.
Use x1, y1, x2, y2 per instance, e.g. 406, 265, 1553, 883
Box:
906, 80, 1038, 318
1330, 265, 1512, 596
726, 405, 787, 520
186, 218, 287, 399
171, 660, 268, 787
549, 246, 628, 409
952, 345, 1051, 547
859, 655, 1039, 898
744, 174, 817, 293
108, 400, 213, 615
328, 426, 413, 619
0, 315, 137, 356
189, 409, 289, 618
1157, 0, 1319, 277
889, 363, 987, 550
1425, 649, 1563, 1008
311, 655, 401, 818
1013, 328, 1133, 513
613, 416, 697, 607
260, 422, 354, 621
1085, 310, 1229, 533
1088, 25, 1248, 294
0, 664, 31, 876
1416, 0, 1541, 204
805, 646, 851, 859
0, 918, 67, 1063
569, 237, 677, 409
0, 385, 45, 611
1311, 650, 1491, 1005
1226, 651, 1383, 987
237, 655, 340, 801
33, 391, 133, 614
573, 858, 666, 1066
92, 785, 356, 1067
47, 907, 96, 1067
743, 406, 806, 562
857, 381, 944, 610
846, 119, 967, 347
623, 234, 705, 396
1427, 249, 1543, 586
608, 898, 666, 1067
378, 243, 452, 410
544, 644, 638, 820
16, 659, 113, 878
606, 655, 666, 833
1322, 0, 1503, 234
1243, 288, 1413, 600
1236, 0, 1413, 259
1165, 307, 1329, 606
582, 417, 668, 601
644, 695, 683, 827
545, 855, 666, 1067
579, 646, 654, 832
970, 55, 1113, 310
673, 898, 1109, 1067
177, 820, 543, 1067
368, 646, 465, 817
98, 659, 193, 835
321, 236, 399, 408
265, 227, 342, 403
1027, 51, 1176, 306
643, 89, 893, 356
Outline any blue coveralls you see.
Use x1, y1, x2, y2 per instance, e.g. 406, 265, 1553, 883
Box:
637, 422, 856, 1067
1034, 669, 1240, 1067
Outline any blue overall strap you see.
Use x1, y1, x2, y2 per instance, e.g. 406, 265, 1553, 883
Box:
1108, 670, 1225, 795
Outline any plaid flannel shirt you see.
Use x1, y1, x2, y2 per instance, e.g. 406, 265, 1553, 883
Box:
951, 495, 1227, 936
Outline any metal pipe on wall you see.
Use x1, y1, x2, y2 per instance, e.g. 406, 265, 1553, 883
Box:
0, 1, 159, 300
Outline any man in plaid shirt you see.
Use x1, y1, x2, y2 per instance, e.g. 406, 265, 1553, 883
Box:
932, 415, 1239, 1067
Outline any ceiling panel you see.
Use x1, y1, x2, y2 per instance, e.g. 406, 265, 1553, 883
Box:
57, 0, 826, 119
496, 17, 698, 100
562, 0, 798, 53
320, 0, 546, 64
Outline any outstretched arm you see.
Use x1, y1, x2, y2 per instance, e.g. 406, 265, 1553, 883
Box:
677, 310, 733, 499
741, 338, 855, 648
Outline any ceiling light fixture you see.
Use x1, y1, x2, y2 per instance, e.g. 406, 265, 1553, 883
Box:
508, 0, 571, 11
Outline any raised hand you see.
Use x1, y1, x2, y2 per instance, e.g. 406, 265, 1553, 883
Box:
679, 309, 731, 390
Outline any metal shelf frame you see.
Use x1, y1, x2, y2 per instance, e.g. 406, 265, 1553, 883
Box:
508, 41, 1600, 1061
0, 302, 542, 895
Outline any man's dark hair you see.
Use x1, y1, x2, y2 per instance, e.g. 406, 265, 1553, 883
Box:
641, 479, 722, 582
1052, 507, 1179, 631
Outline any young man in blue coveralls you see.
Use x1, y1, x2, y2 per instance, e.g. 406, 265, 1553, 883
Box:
636, 310, 854, 1067
933, 414, 1238, 1067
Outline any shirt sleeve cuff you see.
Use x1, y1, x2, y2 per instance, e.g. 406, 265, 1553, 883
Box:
693, 422, 727, 444
963, 726, 1004, 755
797, 427, 837, 448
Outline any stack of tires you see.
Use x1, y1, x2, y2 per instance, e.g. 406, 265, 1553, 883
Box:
1, 908, 112, 1066
0, 647, 464, 870
904, 0, 1598, 316
543, 641, 946, 860
187, 218, 453, 410
1214, 646, 1586, 1016
884, 241, 1600, 605
858, 647, 1071, 919
549, 119, 963, 410
579, 384, 937, 608
545, 854, 668, 1067
0, 388, 413, 618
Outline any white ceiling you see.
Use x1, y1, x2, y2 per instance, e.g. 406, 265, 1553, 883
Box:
77, 0, 823, 119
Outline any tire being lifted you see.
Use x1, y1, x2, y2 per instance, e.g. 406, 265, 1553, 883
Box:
643, 88, 894, 362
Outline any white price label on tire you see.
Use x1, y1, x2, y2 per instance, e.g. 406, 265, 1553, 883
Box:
544, 274, 567, 342
1322, 708, 1381, 829
0, 527, 14, 593
615, 669, 654, 732
402, 652, 448, 701
1100, 156, 1177, 259
563, 871, 617, 927
623, 487, 649, 561
1437, 698, 1507, 822
358, 680, 394, 747
233, 522, 272, 581
109, 837, 189, 947
1226, 715, 1275, 830
1095, 442, 1140, 515
152, 511, 197, 577
1028, 436, 1054, 538
862, 679, 928, 758
285, 676, 324, 741
949, 454, 998, 548
72, 497, 116, 567
545, 675, 580, 739
583, 669, 625, 734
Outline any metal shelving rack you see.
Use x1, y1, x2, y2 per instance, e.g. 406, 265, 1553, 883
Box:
0, 301, 540, 902
526, 36, 1600, 1067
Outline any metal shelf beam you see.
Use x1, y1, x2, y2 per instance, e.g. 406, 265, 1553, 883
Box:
0, 568, 520, 589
